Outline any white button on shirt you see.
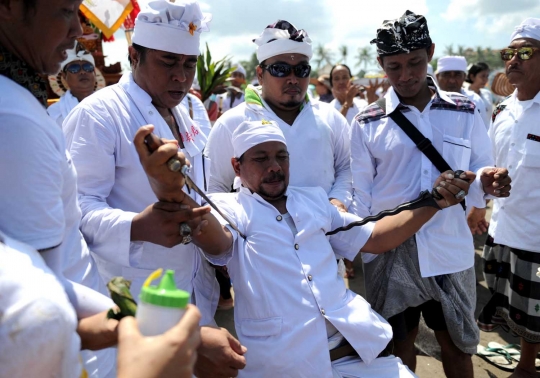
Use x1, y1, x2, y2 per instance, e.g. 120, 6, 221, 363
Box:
350, 81, 494, 277
488, 91, 540, 252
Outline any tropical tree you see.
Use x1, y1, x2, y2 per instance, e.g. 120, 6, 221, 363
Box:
239, 52, 259, 83
313, 44, 334, 70
457, 45, 466, 56
444, 44, 455, 56
355, 46, 373, 70
196, 43, 236, 103
339, 45, 348, 64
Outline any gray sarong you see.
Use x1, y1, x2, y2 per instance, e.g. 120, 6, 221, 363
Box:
363, 236, 479, 355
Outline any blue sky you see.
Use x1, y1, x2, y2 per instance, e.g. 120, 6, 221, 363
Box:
103, 0, 539, 73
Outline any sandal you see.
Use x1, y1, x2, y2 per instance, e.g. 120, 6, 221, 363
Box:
477, 344, 519, 371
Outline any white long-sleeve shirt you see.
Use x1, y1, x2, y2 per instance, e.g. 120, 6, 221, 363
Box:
350, 79, 494, 277
63, 73, 218, 325
206, 87, 353, 206
203, 186, 393, 377
488, 90, 540, 252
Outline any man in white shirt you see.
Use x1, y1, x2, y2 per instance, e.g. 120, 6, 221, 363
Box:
473, 18, 540, 378
435, 55, 489, 129
217, 62, 246, 117
0, 1, 119, 376
62, 2, 246, 376
350, 11, 511, 378
134, 119, 473, 377
206, 20, 352, 213
48, 44, 97, 127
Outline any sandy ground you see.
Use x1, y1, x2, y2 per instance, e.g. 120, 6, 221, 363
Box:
215, 206, 521, 377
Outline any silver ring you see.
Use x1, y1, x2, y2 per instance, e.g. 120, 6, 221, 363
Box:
455, 190, 466, 200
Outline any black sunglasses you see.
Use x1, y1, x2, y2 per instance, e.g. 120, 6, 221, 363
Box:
65, 61, 95, 74
260, 62, 311, 79
500, 47, 539, 61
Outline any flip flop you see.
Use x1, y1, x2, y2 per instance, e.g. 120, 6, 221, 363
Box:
477, 344, 518, 371
487, 342, 540, 369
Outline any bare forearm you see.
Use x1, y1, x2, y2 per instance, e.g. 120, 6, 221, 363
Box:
361, 207, 438, 254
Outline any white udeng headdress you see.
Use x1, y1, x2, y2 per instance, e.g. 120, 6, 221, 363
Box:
232, 120, 287, 158
132, 0, 211, 55
253, 20, 312, 63
60, 47, 95, 71
436, 56, 467, 74
511, 18, 540, 42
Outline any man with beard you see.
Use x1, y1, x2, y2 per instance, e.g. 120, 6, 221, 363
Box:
62, 1, 246, 376
473, 18, 540, 378
206, 20, 352, 215
349, 10, 511, 378
136, 118, 474, 377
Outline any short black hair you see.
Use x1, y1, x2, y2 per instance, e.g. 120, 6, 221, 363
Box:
128, 43, 150, 65
466, 62, 490, 84
329, 64, 353, 88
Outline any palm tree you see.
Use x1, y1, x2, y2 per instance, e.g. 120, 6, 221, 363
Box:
314, 44, 334, 70
457, 45, 466, 56
197, 43, 236, 103
355, 47, 373, 70
444, 44, 455, 56
339, 45, 348, 64
475, 46, 485, 62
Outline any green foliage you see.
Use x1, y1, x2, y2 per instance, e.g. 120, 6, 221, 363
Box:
314, 44, 334, 70
239, 52, 259, 83
197, 43, 236, 103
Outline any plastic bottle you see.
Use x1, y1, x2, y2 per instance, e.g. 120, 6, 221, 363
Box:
136, 268, 190, 336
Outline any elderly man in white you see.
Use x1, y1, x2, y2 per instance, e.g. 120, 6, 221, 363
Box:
134, 119, 474, 377
206, 20, 352, 214
436, 56, 489, 128
62, 1, 246, 376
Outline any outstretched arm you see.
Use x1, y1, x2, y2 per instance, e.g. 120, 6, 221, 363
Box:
361, 170, 475, 254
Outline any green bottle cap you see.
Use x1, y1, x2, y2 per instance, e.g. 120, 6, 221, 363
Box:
139, 269, 189, 308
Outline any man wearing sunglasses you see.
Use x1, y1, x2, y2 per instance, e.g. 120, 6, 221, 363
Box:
206, 20, 352, 216
349, 11, 511, 378
473, 18, 540, 378
48, 45, 97, 127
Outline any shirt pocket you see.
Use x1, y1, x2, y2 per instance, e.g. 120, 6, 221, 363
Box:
521, 139, 540, 168
442, 135, 472, 171
239, 317, 282, 337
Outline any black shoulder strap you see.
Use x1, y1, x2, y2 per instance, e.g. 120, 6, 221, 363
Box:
376, 98, 465, 210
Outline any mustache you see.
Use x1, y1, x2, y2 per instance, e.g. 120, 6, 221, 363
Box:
283, 85, 301, 92
262, 172, 285, 183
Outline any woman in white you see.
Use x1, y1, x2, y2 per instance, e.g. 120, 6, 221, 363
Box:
466, 62, 493, 125
330, 64, 368, 125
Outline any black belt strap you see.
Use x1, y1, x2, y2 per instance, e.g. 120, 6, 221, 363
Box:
376, 98, 465, 211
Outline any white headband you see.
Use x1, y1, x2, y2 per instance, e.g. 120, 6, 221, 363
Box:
232, 63, 246, 77
60, 47, 95, 71
253, 20, 312, 63
132, 0, 211, 55
436, 56, 467, 74
232, 120, 287, 158
511, 18, 540, 42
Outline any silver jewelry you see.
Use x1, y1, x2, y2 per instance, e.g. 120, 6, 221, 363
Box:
179, 223, 192, 245
455, 190, 466, 200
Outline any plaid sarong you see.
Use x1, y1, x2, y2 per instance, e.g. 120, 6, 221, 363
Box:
478, 235, 540, 343
363, 236, 479, 355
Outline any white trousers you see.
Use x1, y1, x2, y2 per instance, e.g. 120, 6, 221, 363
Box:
331, 355, 417, 378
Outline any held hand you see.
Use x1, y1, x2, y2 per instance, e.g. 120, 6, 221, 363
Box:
195, 326, 247, 378
481, 167, 512, 197
133, 125, 188, 202
432, 170, 476, 209
77, 310, 119, 351
131, 202, 211, 247
330, 198, 347, 213
117, 305, 201, 378
467, 206, 489, 235
346, 80, 362, 104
